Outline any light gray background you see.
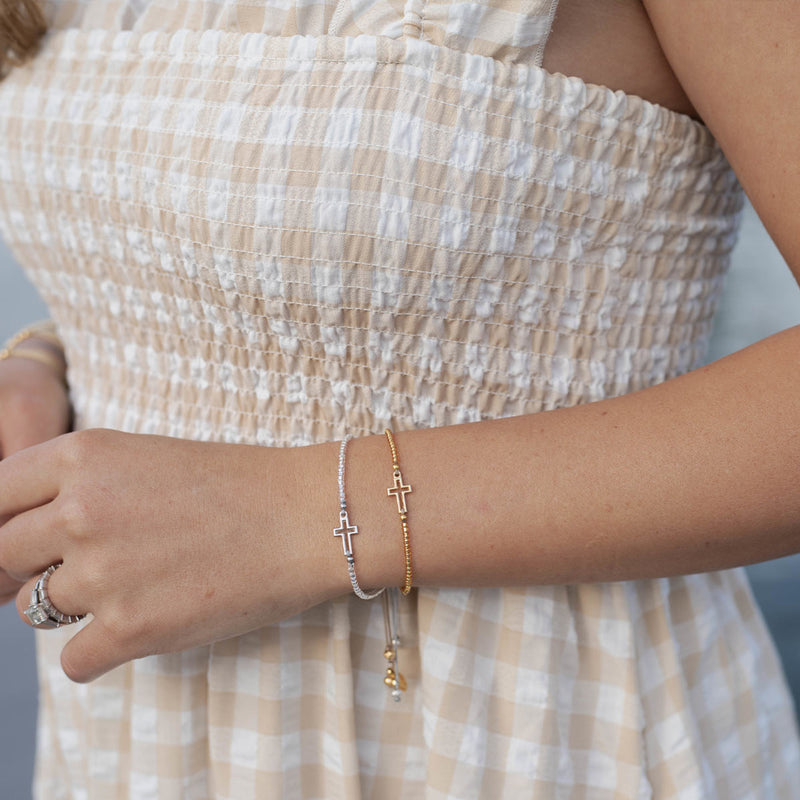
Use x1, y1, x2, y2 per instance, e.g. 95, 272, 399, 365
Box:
1, 201, 799, 797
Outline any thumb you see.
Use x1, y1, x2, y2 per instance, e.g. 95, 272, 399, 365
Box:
59, 618, 133, 684
14, 569, 125, 683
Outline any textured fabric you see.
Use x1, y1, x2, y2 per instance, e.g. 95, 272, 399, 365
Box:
0, 0, 799, 797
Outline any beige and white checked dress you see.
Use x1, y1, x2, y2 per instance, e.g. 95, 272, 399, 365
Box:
1, 0, 800, 796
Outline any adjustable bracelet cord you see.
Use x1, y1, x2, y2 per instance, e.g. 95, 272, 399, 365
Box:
382, 587, 406, 702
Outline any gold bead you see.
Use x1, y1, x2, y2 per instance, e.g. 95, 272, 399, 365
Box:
384, 648, 395, 660
400, 514, 407, 521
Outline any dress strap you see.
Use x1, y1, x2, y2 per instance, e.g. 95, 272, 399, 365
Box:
402, 0, 560, 66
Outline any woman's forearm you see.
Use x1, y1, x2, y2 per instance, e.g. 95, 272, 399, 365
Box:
4, 324, 799, 681
297, 324, 800, 595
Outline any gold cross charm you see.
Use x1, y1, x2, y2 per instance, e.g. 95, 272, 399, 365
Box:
387, 471, 412, 514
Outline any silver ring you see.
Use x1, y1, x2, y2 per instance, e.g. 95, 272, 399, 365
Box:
24, 564, 84, 629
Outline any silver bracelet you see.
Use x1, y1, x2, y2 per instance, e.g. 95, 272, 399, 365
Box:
334, 436, 384, 601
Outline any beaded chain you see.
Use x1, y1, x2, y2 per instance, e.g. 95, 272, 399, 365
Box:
333, 435, 384, 601
384, 429, 414, 595
0, 321, 66, 381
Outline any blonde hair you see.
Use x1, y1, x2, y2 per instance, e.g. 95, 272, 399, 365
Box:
0, 0, 46, 79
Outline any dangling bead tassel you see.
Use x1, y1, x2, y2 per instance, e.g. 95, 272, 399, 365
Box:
382, 587, 406, 701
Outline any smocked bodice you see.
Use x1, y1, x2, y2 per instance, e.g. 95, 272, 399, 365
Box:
0, 0, 741, 446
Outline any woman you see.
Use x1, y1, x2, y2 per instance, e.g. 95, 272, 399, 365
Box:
0, 0, 798, 796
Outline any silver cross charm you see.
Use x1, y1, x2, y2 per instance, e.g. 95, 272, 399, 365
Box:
333, 509, 359, 556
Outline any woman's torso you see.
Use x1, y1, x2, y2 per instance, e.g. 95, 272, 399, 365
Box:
1, 0, 799, 797
1, 0, 739, 443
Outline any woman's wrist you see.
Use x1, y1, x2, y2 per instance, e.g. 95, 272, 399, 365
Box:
282, 435, 404, 603
344, 433, 411, 592
276, 439, 355, 603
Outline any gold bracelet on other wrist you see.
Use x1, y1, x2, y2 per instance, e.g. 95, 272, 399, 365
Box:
4, 346, 66, 375
1, 322, 67, 383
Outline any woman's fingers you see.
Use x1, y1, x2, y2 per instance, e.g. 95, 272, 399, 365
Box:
0, 362, 72, 612
58, 618, 137, 684
0, 569, 23, 598
14, 565, 127, 683
0, 436, 64, 518
0, 511, 24, 600
0, 502, 64, 581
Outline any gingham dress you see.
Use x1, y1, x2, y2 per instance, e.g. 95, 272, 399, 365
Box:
1, 0, 799, 796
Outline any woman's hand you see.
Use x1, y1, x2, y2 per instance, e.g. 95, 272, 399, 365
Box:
0, 430, 342, 682
0, 356, 71, 604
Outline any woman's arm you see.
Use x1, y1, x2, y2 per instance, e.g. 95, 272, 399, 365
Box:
642, 0, 800, 276
2, 1, 800, 684
321, 324, 800, 592
4, 322, 799, 683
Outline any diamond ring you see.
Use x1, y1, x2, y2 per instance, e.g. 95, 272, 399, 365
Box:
24, 564, 85, 629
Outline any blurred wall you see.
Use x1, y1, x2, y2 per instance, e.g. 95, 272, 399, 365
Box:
0, 200, 799, 797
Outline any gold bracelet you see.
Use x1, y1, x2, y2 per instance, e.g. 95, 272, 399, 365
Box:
384, 428, 413, 595
1, 321, 63, 355
1, 322, 67, 383
4, 347, 66, 375
0, 320, 61, 351
24, 320, 62, 347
